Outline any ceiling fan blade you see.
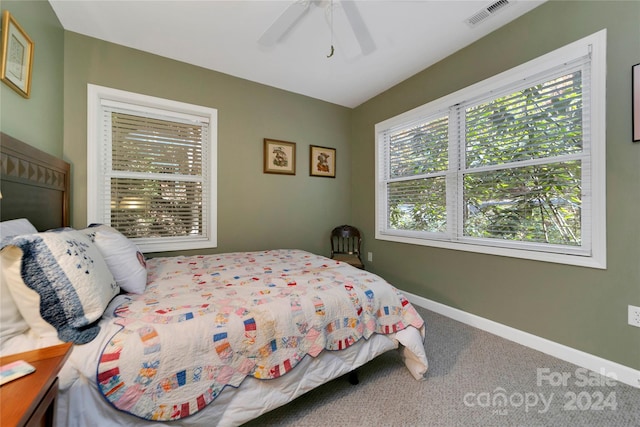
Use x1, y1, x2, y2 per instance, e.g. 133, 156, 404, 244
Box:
341, 0, 375, 55
258, 0, 311, 46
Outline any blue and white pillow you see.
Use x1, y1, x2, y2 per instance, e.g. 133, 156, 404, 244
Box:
1, 228, 119, 344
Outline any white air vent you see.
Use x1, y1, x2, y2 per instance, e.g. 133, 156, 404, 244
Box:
465, 0, 513, 27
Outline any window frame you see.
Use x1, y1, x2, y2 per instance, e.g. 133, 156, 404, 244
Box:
87, 84, 218, 253
375, 30, 607, 269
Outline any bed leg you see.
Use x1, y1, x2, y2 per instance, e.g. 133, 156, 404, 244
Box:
348, 369, 359, 385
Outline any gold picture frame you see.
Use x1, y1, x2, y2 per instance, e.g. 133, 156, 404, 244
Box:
1, 10, 34, 98
633, 63, 640, 142
264, 139, 296, 175
309, 145, 336, 178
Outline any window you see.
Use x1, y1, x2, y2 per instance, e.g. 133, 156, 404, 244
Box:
375, 30, 606, 268
88, 84, 217, 252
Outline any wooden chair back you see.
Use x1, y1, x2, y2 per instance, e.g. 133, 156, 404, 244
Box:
330, 225, 364, 269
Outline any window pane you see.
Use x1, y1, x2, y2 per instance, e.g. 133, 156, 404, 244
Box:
111, 112, 203, 176
463, 161, 581, 245
466, 71, 583, 169
387, 177, 447, 232
389, 116, 448, 178
111, 178, 203, 239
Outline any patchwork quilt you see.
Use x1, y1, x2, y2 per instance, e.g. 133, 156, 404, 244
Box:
97, 250, 425, 421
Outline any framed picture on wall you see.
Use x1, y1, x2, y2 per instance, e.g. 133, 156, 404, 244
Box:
264, 139, 296, 175
633, 63, 640, 142
1, 11, 34, 98
309, 145, 336, 178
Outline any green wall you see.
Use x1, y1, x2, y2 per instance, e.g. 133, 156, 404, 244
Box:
62, 32, 353, 257
352, 0, 640, 369
0, 0, 63, 157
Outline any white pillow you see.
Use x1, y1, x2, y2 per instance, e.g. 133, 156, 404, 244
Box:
1, 228, 119, 344
0, 269, 31, 344
80, 224, 147, 294
0, 219, 37, 347
0, 218, 38, 239
0, 258, 58, 340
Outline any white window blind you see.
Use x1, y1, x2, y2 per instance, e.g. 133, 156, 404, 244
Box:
375, 30, 606, 268
88, 85, 217, 252
383, 112, 450, 236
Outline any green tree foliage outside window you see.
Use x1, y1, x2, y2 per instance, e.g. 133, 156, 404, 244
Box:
386, 70, 584, 247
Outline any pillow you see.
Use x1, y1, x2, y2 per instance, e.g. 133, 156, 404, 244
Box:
0, 269, 31, 343
80, 224, 147, 294
0, 218, 38, 241
0, 219, 38, 347
1, 228, 119, 344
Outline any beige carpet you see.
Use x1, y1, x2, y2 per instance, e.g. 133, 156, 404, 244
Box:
243, 306, 640, 426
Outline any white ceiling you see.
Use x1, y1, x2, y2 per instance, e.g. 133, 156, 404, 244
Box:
49, 0, 546, 108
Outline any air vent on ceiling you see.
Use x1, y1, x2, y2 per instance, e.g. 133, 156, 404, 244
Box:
465, 0, 513, 27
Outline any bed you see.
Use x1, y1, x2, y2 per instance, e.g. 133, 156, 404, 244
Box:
0, 133, 429, 426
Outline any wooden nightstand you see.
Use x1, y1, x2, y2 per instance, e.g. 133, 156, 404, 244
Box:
0, 342, 72, 427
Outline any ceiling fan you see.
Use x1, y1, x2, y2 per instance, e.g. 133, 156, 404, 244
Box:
258, 0, 376, 56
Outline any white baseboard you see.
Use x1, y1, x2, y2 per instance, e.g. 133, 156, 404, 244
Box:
404, 291, 640, 389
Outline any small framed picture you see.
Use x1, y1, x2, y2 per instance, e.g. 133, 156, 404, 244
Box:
264, 139, 296, 175
1, 11, 34, 98
310, 145, 336, 178
633, 63, 640, 142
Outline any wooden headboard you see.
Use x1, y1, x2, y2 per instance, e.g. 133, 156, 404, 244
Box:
0, 132, 70, 231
